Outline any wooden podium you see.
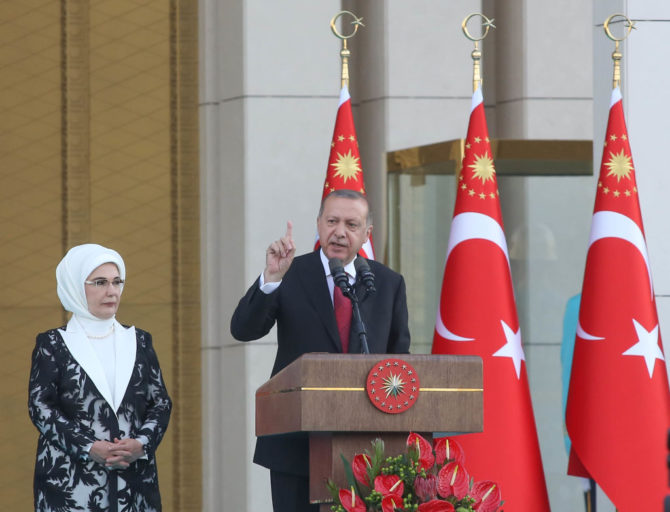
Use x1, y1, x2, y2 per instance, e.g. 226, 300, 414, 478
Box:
256, 353, 483, 510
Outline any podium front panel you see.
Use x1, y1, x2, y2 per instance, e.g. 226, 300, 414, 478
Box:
256, 353, 482, 436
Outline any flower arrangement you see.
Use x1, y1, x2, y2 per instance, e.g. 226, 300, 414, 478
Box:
326, 433, 502, 512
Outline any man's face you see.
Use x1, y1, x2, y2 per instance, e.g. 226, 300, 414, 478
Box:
317, 196, 372, 265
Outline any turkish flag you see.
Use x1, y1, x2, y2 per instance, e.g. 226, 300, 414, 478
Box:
431, 87, 551, 511
566, 87, 670, 510
315, 86, 374, 259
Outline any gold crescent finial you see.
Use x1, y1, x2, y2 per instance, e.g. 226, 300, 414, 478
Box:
603, 13, 635, 42
603, 14, 636, 89
462, 13, 496, 92
462, 13, 495, 42
330, 11, 365, 89
330, 10, 364, 40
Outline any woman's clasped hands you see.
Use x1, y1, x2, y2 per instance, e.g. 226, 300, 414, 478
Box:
89, 438, 145, 470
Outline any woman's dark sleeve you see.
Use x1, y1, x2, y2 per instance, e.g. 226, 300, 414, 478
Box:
134, 332, 172, 458
27, 333, 96, 460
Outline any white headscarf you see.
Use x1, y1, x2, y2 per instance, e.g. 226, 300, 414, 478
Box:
56, 243, 126, 321
56, 244, 136, 412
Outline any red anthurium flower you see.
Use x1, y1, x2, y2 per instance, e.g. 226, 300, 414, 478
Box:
414, 473, 438, 501
406, 432, 435, 470
339, 487, 366, 512
352, 453, 372, 487
433, 437, 465, 467
381, 495, 403, 512
374, 474, 404, 499
437, 462, 470, 500
471, 480, 501, 512
417, 499, 455, 512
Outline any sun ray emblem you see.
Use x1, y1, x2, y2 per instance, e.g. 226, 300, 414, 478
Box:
604, 149, 633, 182
366, 358, 420, 414
468, 153, 495, 183
331, 150, 362, 183
381, 373, 405, 398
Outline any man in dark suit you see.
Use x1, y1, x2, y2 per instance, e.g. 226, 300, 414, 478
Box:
231, 189, 410, 512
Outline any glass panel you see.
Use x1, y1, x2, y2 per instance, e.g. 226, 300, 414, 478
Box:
387, 171, 595, 356
388, 172, 458, 354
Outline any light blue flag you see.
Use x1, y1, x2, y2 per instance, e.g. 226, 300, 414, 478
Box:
560, 293, 581, 455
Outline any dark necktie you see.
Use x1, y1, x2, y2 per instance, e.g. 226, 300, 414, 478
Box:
333, 284, 352, 353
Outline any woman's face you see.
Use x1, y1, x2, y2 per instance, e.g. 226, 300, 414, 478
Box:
84, 263, 123, 319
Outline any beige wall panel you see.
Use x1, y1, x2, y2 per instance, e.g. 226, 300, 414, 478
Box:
0, 1, 200, 510
0, 1, 62, 509
87, 3, 178, 510
169, 1, 202, 509
88, 1, 172, 305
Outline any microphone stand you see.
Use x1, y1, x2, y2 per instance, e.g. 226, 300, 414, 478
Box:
343, 284, 370, 354
329, 257, 371, 354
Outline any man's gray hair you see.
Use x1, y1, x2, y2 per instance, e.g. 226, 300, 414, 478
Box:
318, 189, 372, 226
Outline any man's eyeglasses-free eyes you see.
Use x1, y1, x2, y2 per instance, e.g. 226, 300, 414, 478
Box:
84, 278, 125, 288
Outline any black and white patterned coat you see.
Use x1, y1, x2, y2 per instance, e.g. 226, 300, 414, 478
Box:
28, 319, 172, 512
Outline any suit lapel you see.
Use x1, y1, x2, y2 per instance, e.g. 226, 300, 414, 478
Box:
296, 251, 342, 352
113, 322, 136, 412
60, 318, 115, 409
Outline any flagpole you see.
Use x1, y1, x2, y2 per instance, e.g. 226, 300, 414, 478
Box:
330, 10, 365, 89
322, 10, 375, 259
431, 12, 552, 509
603, 13, 636, 89
570, 16, 636, 512
585, 478, 596, 512
602, 17, 634, 512
461, 13, 495, 93
459, 13, 495, 178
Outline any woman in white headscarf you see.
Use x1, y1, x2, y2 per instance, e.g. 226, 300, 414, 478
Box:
28, 244, 172, 512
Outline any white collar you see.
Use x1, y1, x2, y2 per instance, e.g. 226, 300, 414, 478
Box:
59, 316, 137, 413
76, 315, 115, 337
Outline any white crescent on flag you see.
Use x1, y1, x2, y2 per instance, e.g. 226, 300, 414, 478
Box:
577, 320, 605, 341
435, 212, 509, 341
576, 322, 604, 341
446, 212, 510, 266
588, 210, 652, 295
577, 210, 653, 341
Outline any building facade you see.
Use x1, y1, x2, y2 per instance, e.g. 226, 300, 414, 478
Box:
1, 0, 668, 510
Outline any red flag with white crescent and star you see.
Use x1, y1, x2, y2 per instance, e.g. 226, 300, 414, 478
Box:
431, 87, 551, 511
315, 86, 375, 259
565, 87, 670, 510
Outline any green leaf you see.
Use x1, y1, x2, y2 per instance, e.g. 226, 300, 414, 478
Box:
367, 438, 385, 479
326, 479, 341, 503
341, 453, 361, 495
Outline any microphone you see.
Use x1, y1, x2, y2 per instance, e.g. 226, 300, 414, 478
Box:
328, 258, 350, 293
330, 257, 370, 354
354, 257, 376, 295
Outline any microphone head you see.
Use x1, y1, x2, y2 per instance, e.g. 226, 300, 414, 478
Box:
328, 257, 345, 274
354, 256, 370, 273
354, 256, 376, 295
328, 257, 349, 288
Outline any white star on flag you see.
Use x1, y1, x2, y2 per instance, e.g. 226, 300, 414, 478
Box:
622, 319, 665, 378
493, 320, 525, 379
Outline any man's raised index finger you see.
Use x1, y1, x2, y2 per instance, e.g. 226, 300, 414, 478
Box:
285, 220, 293, 240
